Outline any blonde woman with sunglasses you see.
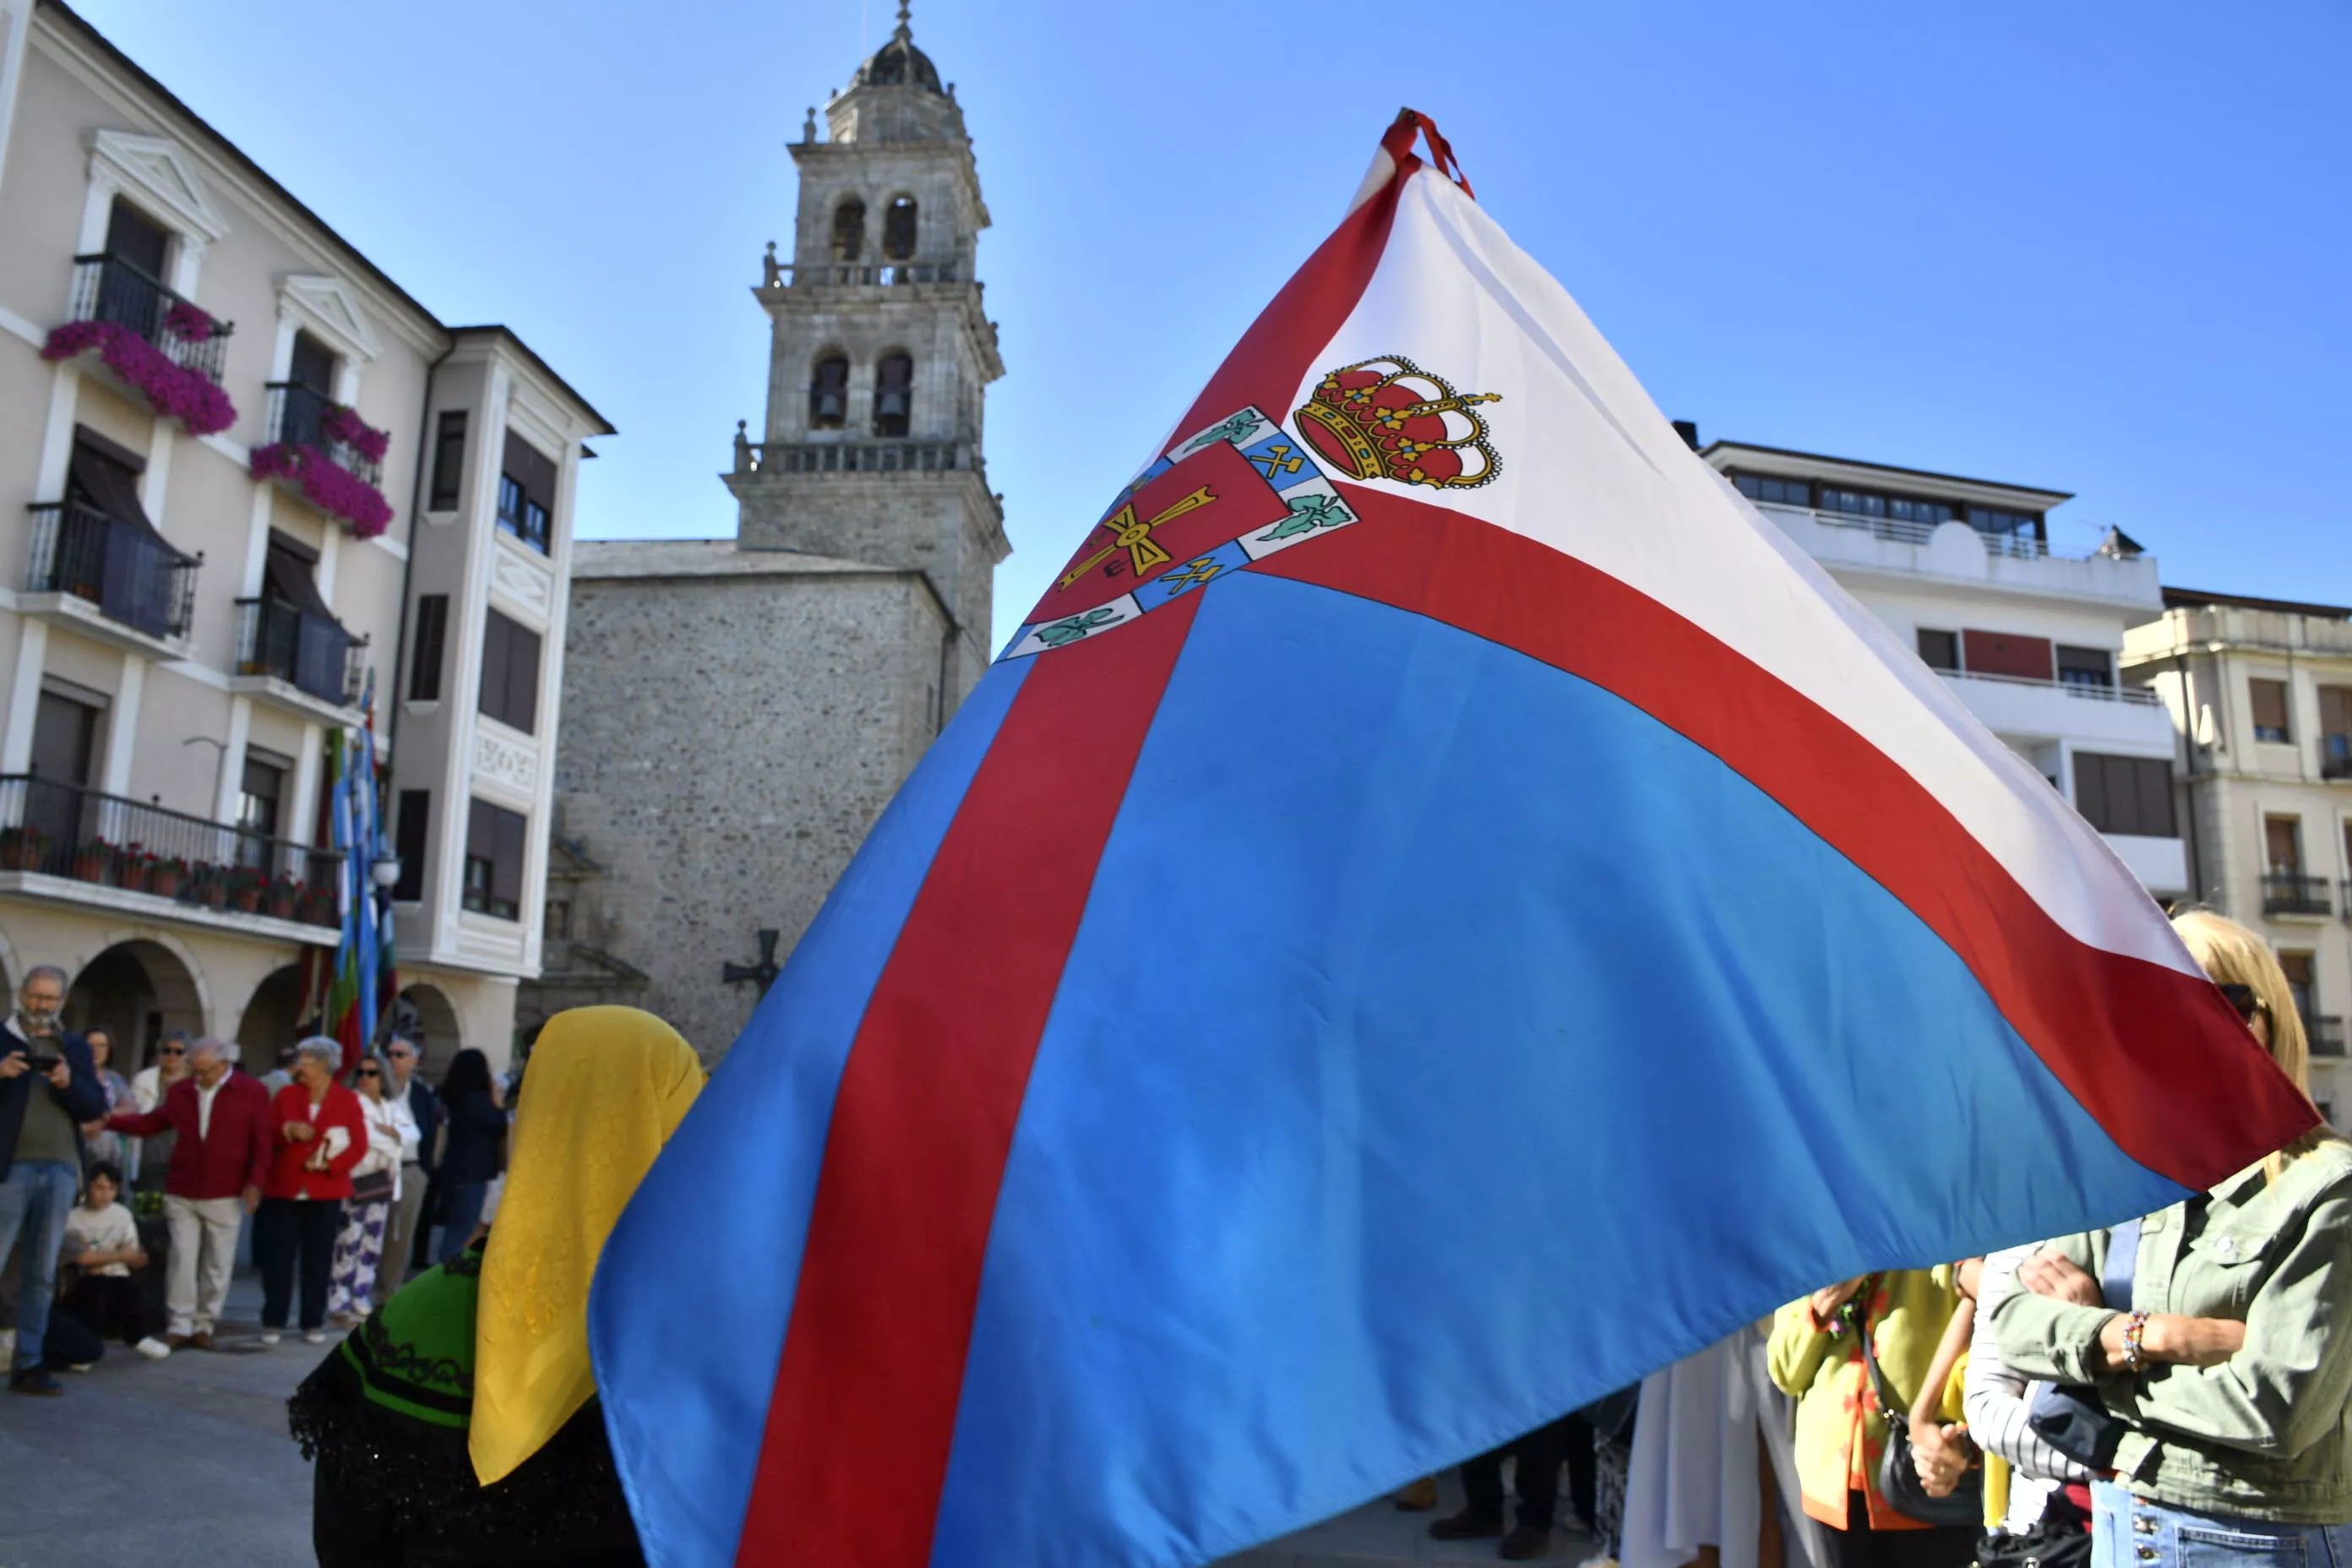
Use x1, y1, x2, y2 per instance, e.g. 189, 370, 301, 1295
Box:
1995, 911, 2352, 1568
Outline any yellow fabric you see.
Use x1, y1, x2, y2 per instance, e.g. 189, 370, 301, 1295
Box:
469, 1006, 703, 1485
1983, 1453, 2010, 1533
1767, 1267, 1962, 1533
1941, 1348, 1968, 1424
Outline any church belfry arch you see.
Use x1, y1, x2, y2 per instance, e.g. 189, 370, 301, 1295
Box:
830, 198, 865, 261
881, 195, 917, 260
873, 351, 913, 437
809, 351, 850, 428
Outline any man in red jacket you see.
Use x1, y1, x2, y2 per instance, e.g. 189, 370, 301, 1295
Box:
107, 1037, 270, 1349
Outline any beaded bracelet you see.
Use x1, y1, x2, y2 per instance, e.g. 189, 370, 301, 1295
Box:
2122, 1310, 2150, 1372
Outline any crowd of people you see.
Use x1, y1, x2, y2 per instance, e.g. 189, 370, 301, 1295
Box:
8, 902, 2349, 1568
0, 960, 511, 1392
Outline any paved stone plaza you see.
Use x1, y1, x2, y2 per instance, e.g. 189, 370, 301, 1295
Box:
0, 1277, 1589, 1568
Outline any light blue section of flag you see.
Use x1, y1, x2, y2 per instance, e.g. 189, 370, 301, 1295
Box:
924, 571, 2182, 1567
591, 656, 1033, 1568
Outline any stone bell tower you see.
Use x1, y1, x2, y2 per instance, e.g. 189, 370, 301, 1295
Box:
726, 3, 1009, 704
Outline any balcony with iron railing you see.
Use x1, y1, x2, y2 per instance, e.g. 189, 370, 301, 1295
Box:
62, 253, 232, 383
0, 774, 340, 936
248, 382, 395, 540
41, 256, 237, 437
233, 596, 365, 714
2312, 1016, 2347, 1059
21, 501, 199, 650
262, 383, 384, 489
2262, 872, 2334, 917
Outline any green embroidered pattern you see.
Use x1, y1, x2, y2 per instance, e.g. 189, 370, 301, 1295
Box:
1037, 608, 1120, 647
1183, 413, 1260, 451
1258, 493, 1353, 543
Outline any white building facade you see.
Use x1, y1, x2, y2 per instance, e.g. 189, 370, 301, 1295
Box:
0, 0, 609, 1070
2126, 592, 2352, 1124
1697, 435, 2186, 899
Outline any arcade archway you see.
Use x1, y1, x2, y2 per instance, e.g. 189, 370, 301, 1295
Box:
63, 940, 205, 1072
394, 983, 462, 1075
234, 964, 309, 1067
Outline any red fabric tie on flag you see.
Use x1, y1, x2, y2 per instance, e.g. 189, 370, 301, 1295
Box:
1382, 108, 1474, 199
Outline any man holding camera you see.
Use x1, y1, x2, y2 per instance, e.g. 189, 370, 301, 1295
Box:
0, 964, 105, 1396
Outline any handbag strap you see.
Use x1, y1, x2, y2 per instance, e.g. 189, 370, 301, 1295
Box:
1843, 1284, 1914, 1422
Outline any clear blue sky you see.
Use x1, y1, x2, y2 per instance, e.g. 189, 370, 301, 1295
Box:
74, 0, 2351, 645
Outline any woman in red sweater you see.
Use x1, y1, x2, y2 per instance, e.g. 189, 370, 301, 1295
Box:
258, 1037, 366, 1345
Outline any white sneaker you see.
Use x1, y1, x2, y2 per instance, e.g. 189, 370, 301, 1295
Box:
302, 1331, 325, 1345
64, 1362, 95, 1373
135, 1337, 172, 1361
259, 1331, 281, 1347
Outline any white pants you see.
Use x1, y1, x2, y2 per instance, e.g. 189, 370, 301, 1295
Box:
165, 1194, 242, 1337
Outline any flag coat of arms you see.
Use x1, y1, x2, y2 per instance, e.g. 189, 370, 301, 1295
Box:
591, 113, 2314, 1568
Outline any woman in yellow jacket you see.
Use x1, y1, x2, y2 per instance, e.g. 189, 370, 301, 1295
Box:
1770, 1268, 1974, 1568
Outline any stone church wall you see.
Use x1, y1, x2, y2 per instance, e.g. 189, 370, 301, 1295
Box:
733, 468, 999, 691
534, 564, 949, 1056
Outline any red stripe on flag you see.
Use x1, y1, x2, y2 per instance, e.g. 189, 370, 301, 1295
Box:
738, 598, 1200, 1567
1258, 489, 2317, 1190
735, 139, 1415, 1568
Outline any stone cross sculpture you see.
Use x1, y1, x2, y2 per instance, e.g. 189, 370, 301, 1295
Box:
722, 928, 783, 999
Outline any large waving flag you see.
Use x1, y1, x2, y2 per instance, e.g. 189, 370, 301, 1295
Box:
591, 113, 2314, 1568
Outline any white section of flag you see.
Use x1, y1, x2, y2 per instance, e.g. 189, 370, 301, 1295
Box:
1288, 166, 2194, 977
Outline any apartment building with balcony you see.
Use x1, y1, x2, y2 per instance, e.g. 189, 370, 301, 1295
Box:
2125, 591, 2352, 1125
0, 0, 609, 1070
1693, 431, 2187, 901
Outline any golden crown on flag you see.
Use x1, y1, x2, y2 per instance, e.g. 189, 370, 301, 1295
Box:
1293, 356, 1502, 490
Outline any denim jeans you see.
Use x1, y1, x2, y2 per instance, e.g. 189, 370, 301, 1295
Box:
2092, 1479, 2351, 1568
436, 1180, 487, 1264
0, 1159, 78, 1370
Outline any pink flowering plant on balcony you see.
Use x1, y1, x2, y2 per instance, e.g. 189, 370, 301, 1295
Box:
161, 301, 216, 343
41, 320, 236, 436
250, 442, 395, 538
318, 404, 390, 466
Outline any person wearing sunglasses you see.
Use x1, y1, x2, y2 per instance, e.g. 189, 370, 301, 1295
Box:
327, 1054, 419, 1326
126, 1032, 194, 1195
1995, 910, 2352, 1568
